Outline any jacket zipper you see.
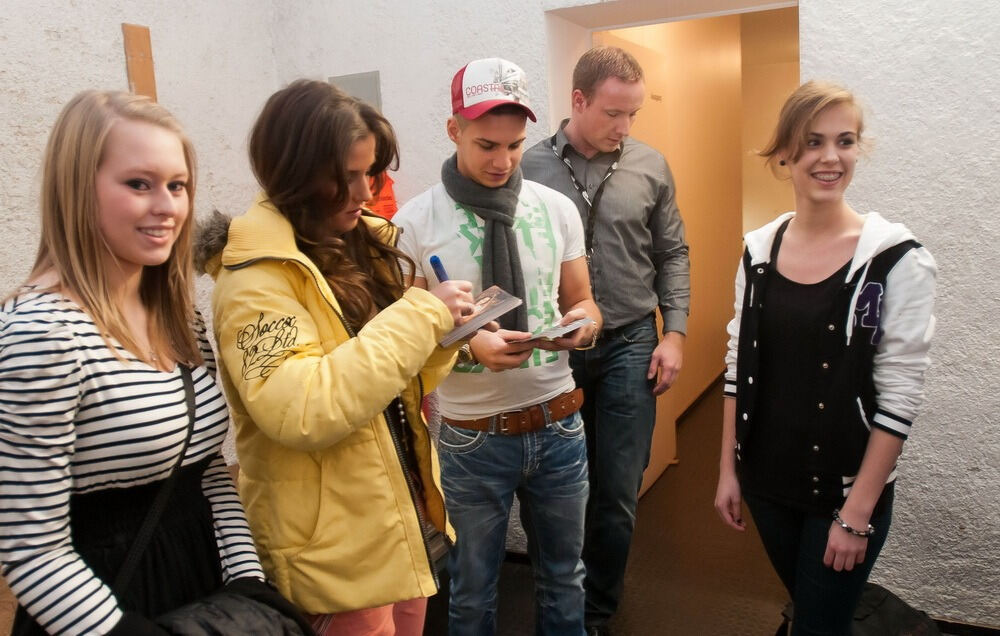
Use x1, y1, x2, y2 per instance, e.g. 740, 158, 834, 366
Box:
384, 228, 449, 582
382, 395, 441, 589
227, 254, 444, 586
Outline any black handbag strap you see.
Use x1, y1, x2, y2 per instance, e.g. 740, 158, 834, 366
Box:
112, 365, 198, 594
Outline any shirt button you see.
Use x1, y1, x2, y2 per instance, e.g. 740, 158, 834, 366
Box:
812, 445, 820, 452
812, 476, 820, 483
742, 413, 749, 421
756, 267, 764, 274
753, 340, 758, 348
812, 489, 820, 496
818, 402, 825, 410
821, 362, 830, 369
748, 376, 754, 384
828, 324, 836, 331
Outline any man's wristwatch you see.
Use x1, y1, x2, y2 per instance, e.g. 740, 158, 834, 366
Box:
457, 342, 478, 365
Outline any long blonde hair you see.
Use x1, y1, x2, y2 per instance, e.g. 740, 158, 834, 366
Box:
27, 90, 202, 366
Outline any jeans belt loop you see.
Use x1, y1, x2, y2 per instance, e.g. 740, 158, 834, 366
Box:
539, 401, 552, 427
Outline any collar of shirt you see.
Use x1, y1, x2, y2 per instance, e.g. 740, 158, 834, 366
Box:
553, 118, 622, 164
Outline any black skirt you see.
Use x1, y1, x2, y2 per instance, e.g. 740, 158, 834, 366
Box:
13, 456, 223, 635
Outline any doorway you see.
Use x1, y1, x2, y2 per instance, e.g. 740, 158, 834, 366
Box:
547, 5, 799, 490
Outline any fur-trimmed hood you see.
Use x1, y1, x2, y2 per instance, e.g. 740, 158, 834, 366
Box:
193, 209, 233, 278
193, 193, 398, 280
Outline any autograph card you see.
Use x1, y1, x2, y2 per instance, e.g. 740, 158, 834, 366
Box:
512, 317, 595, 343
439, 285, 522, 347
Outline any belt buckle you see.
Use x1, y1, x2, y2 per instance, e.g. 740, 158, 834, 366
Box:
499, 407, 527, 435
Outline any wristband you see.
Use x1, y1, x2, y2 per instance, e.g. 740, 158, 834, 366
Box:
574, 327, 599, 351
832, 509, 875, 537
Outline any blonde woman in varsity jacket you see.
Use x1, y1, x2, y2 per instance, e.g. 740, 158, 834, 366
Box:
714, 81, 936, 636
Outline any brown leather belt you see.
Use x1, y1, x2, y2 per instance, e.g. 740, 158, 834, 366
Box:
442, 388, 584, 436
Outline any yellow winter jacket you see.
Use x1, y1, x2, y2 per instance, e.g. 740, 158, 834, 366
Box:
205, 194, 457, 613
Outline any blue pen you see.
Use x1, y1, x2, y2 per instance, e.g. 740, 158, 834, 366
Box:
429, 255, 449, 282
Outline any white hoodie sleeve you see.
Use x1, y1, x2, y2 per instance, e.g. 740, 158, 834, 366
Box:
724, 255, 747, 398
871, 246, 937, 438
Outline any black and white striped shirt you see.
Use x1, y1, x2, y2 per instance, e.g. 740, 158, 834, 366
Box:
0, 290, 264, 635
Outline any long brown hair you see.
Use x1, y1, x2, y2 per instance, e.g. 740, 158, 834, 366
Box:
25, 90, 201, 366
248, 79, 412, 330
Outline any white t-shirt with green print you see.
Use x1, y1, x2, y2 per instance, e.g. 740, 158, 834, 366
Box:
395, 180, 586, 420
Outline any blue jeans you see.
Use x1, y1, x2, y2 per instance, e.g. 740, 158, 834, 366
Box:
439, 410, 589, 636
745, 488, 894, 636
569, 314, 659, 627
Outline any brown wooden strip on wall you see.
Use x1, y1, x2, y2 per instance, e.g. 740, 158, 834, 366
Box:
121, 23, 157, 101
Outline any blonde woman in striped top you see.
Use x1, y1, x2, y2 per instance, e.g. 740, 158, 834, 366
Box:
0, 91, 265, 635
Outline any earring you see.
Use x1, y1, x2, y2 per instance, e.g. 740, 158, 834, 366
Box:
779, 159, 787, 166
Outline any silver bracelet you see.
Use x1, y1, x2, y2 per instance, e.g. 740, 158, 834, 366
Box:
832, 508, 875, 537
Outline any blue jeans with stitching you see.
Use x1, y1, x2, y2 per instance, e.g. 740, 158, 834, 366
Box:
569, 314, 659, 627
439, 410, 589, 636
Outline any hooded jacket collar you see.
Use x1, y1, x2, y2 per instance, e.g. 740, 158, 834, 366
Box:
744, 211, 917, 281
197, 192, 397, 280
222, 192, 302, 266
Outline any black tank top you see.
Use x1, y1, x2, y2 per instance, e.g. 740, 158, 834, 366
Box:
740, 223, 852, 510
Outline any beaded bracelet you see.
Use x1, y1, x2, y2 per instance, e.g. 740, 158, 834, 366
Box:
832, 509, 875, 537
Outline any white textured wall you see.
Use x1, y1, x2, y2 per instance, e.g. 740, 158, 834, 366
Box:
800, 0, 1000, 625
0, 0, 280, 305
267, 0, 595, 204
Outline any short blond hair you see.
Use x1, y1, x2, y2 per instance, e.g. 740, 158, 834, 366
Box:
761, 80, 865, 169
28, 90, 201, 365
572, 46, 644, 100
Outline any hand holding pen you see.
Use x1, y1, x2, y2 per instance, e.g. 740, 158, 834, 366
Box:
426, 255, 475, 325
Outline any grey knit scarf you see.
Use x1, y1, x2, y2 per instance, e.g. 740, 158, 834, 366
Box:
441, 153, 528, 332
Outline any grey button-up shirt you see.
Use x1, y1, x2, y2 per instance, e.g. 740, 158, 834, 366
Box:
522, 121, 690, 333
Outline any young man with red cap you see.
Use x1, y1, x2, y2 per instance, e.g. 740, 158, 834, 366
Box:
395, 57, 602, 636
521, 46, 691, 636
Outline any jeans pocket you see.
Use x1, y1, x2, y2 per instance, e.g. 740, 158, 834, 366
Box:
619, 317, 658, 345
550, 411, 585, 439
438, 423, 487, 455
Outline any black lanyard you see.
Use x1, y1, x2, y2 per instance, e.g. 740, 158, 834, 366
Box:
549, 133, 620, 257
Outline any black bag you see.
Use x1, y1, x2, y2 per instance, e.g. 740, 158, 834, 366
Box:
117, 367, 312, 636
153, 577, 313, 635
775, 583, 941, 636
852, 583, 941, 636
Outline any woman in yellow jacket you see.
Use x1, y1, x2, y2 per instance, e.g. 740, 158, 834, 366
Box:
201, 80, 476, 635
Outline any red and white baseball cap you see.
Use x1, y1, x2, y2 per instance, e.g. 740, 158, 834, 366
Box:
451, 58, 537, 122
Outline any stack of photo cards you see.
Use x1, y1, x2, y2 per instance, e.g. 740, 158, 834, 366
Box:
439, 285, 523, 347
511, 317, 595, 343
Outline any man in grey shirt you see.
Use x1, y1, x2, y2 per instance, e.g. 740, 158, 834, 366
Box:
521, 46, 690, 636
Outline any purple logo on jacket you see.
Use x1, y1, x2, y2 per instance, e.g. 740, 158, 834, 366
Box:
854, 282, 885, 345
